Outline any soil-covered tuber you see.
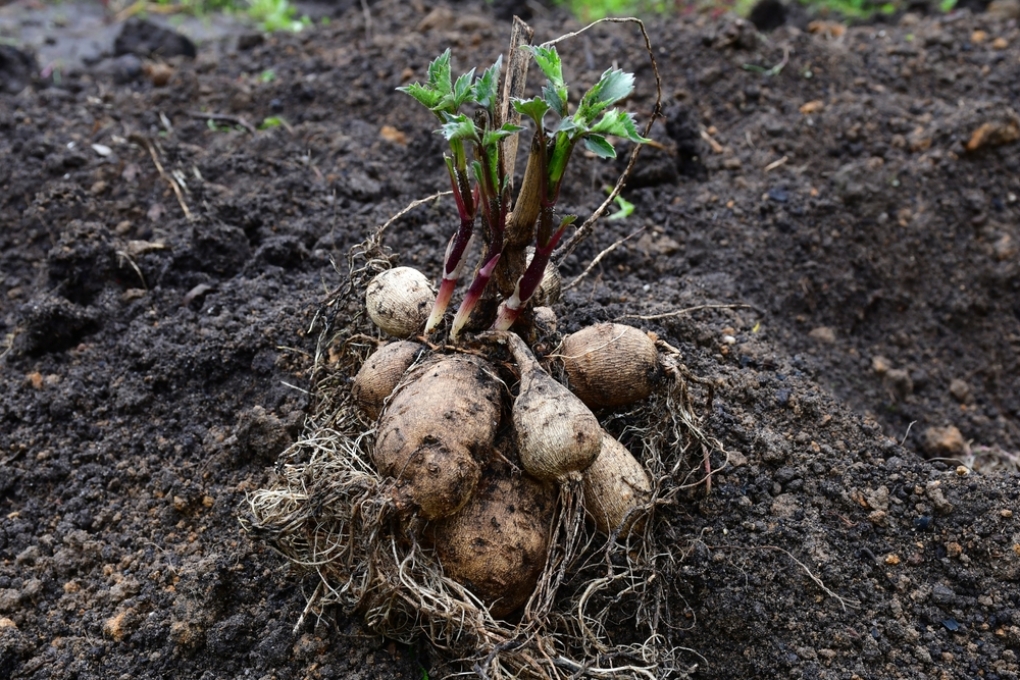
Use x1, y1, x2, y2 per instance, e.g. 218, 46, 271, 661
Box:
366, 266, 434, 338
429, 454, 556, 618
583, 431, 652, 538
352, 340, 427, 421
560, 323, 661, 409
373, 354, 503, 519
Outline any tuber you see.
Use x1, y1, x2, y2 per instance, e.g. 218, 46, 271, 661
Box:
582, 431, 652, 538
373, 354, 502, 520
503, 332, 602, 480
429, 453, 555, 618
366, 266, 434, 338
560, 323, 661, 409
352, 340, 427, 422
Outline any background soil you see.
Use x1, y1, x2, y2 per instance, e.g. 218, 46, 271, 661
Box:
1, 0, 1019, 678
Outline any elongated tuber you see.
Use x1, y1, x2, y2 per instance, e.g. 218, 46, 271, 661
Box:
503, 332, 602, 480
583, 431, 652, 538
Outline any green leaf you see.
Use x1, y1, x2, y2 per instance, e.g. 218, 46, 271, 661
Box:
527, 46, 564, 89
439, 114, 479, 143
442, 68, 476, 110
512, 97, 550, 124
541, 81, 568, 117
399, 82, 444, 110
427, 49, 453, 95
578, 68, 635, 123
259, 116, 286, 130
482, 123, 523, 149
528, 46, 567, 115
473, 56, 503, 112
608, 193, 635, 220
589, 109, 650, 143
582, 134, 616, 159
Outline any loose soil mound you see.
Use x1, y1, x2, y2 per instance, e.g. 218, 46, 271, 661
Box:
1, 1, 1018, 679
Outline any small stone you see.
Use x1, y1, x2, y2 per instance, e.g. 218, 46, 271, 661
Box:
809, 326, 836, 343
885, 553, 901, 565
0, 617, 16, 630
885, 369, 913, 401
948, 378, 972, 404
921, 426, 966, 457
945, 542, 962, 557
955, 466, 969, 476
1001, 509, 1013, 518
872, 355, 891, 375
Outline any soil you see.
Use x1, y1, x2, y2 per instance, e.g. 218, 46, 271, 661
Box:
2, 0, 1020, 678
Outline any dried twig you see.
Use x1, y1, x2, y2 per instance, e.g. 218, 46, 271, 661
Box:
617, 303, 753, 321
561, 226, 645, 293
185, 110, 257, 135
129, 133, 192, 220
551, 17, 664, 263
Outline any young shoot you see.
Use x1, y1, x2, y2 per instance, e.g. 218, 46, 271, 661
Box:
492, 46, 649, 331
399, 45, 649, 339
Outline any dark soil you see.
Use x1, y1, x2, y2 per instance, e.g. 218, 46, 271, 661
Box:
2, 1, 1020, 678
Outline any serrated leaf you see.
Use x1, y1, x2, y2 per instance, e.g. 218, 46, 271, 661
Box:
449, 69, 476, 108
554, 116, 583, 137
512, 97, 550, 124
473, 56, 503, 111
578, 68, 635, 123
439, 114, 479, 142
583, 134, 617, 159
541, 81, 567, 117
427, 49, 453, 94
589, 109, 650, 143
482, 123, 523, 149
527, 46, 564, 88
398, 82, 444, 110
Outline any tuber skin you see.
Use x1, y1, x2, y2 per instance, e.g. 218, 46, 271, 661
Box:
429, 451, 555, 618
560, 323, 661, 409
352, 340, 427, 422
373, 354, 503, 520
366, 267, 434, 338
583, 431, 652, 538
502, 332, 602, 481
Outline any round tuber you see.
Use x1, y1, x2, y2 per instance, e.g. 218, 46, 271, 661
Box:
365, 266, 434, 338
583, 431, 652, 538
429, 455, 555, 618
373, 354, 503, 520
352, 340, 427, 422
560, 323, 661, 409
504, 332, 602, 481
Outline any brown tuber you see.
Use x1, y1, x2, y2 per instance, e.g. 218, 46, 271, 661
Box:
429, 454, 555, 618
503, 332, 602, 481
352, 340, 427, 422
560, 323, 661, 409
365, 266, 434, 338
373, 354, 502, 520
583, 432, 652, 538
